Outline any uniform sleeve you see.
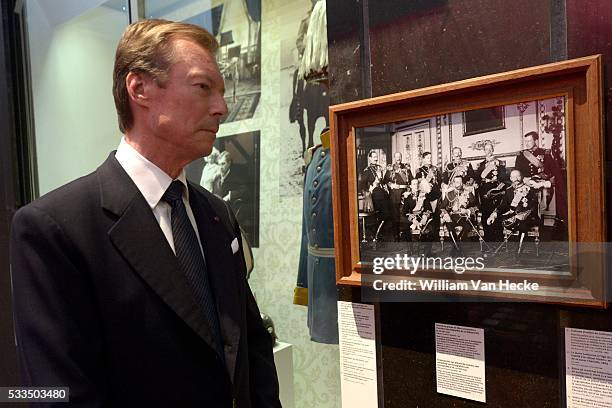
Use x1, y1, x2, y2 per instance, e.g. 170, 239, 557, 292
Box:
10, 205, 107, 407
467, 163, 476, 183
514, 153, 528, 177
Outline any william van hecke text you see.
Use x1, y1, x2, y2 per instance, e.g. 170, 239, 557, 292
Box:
372, 279, 539, 292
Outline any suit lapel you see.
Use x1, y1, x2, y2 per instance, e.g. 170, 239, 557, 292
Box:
189, 186, 241, 382
97, 154, 219, 353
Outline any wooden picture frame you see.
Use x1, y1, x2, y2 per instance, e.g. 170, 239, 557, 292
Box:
330, 55, 606, 307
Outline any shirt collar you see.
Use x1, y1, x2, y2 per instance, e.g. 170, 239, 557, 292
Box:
115, 137, 188, 209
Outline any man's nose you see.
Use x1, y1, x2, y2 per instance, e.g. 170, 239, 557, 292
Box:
211, 94, 229, 118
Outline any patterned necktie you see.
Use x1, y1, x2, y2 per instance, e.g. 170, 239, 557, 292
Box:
162, 180, 224, 358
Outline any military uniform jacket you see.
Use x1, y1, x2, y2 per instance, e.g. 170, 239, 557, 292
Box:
440, 187, 478, 217
415, 165, 442, 200
296, 145, 338, 344
384, 163, 412, 187
497, 183, 539, 216
442, 160, 475, 184
360, 164, 386, 193
402, 191, 434, 217
514, 147, 555, 180
476, 157, 508, 200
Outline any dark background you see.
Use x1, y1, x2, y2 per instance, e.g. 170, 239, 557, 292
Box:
0, 0, 37, 398
328, 0, 612, 406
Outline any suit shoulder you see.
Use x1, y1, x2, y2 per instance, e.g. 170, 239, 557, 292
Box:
11, 172, 99, 240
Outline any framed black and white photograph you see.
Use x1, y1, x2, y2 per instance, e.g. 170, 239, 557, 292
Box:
330, 56, 606, 306
355, 95, 568, 268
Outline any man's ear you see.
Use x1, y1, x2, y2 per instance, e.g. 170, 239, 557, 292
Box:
126, 71, 154, 108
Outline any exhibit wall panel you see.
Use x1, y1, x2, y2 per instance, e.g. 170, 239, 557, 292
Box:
327, 0, 612, 406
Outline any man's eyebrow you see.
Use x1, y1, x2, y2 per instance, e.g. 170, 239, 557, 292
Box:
188, 71, 209, 80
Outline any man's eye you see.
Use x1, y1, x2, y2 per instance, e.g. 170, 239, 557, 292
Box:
197, 84, 210, 90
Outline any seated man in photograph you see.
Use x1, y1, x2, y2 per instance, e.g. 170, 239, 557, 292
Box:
487, 169, 540, 239
360, 150, 391, 239
384, 152, 412, 241
439, 174, 479, 253
476, 141, 508, 242
402, 178, 437, 254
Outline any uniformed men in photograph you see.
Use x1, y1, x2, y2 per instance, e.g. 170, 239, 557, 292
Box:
360, 150, 391, 238
476, 141, 508, 241
384, 152, 412, 241
442, 147, 475, 185
440, 174, 478, 252
514, 131, 567, 226
415, 151, 442, 202
487, 169, 540, 238
402, 178, 437, 254
514, 131, 555, 189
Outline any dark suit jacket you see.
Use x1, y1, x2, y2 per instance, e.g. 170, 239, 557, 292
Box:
10, 153, 280, 407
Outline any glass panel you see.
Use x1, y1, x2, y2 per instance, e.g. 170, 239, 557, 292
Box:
26, 0, 129, 195
356, 97, 569, 274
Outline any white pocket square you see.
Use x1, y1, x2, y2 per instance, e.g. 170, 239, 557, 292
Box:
231, 237, 239, 254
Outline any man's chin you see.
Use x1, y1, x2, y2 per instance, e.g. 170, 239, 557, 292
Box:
200, 144, 215, 158
195, 134, 216, 157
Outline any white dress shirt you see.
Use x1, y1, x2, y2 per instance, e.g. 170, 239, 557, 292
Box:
115, 137, 205, 256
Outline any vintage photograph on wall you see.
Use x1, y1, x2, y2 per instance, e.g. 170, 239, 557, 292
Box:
356, 96, 568, 271
279, 0, 330, 198
146, 0, 261, 123
186, 131, 261, 247
330, 55, 605, 305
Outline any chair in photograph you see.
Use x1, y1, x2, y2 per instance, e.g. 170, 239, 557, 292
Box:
406, 219, 434, 255
500, 225, 540, 256
439, 211, 485, 253
358, 194, 384, 244
510, 186, 543, 255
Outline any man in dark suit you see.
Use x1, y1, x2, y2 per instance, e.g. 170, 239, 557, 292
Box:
10, 19, 280, 407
